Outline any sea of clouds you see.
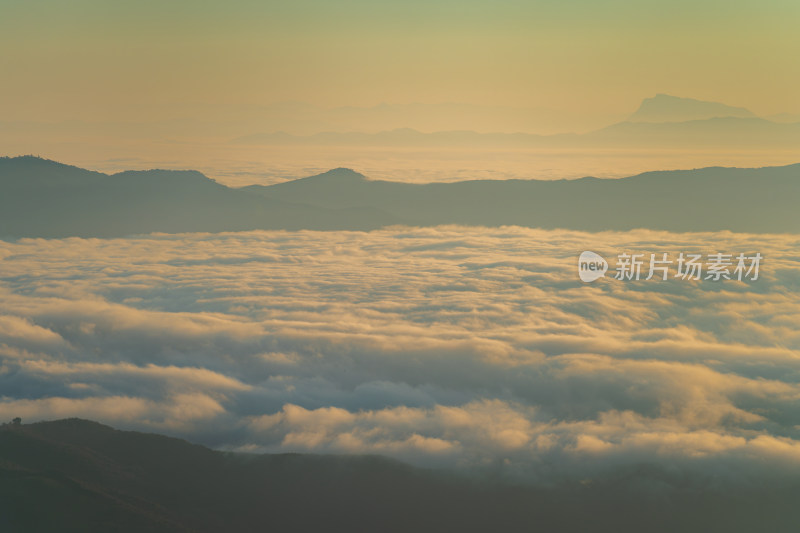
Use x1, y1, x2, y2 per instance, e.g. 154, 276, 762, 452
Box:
2, 226, 800, 486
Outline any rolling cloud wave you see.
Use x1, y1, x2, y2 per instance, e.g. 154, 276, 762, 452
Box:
2, 227, 800, 484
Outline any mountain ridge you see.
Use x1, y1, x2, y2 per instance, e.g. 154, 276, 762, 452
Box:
2, 156, 800, 237
231, 116, 800, 148
231, 95, 798, 147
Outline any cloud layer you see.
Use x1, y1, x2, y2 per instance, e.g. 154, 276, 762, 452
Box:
2, 227, 800, 485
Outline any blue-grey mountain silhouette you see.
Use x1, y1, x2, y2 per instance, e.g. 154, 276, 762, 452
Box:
0, 156, 402, 238
249, 163, 800, 233
2, 156, 799, 238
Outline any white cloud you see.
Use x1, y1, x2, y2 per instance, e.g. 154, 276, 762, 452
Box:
2, 227, 800, 483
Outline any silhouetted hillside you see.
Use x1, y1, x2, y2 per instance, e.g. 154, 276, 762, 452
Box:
2, 419, 800, 532
251, 163, 800, 233
0, 157, 402, 237
2, 156, 800, 237
0, 155, 106, 191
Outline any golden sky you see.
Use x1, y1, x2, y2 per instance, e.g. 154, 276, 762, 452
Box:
2, 0, 799, 125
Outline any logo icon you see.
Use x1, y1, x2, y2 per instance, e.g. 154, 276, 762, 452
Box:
578, 251, 608, 283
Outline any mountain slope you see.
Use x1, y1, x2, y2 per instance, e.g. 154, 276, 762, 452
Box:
3, 419, 800, 533
0, 155, 107, 191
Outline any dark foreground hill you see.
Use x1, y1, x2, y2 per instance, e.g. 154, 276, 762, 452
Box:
2, 419, 800, 533
2, 156, 800, 237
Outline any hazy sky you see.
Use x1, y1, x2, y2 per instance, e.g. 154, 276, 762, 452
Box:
2, 0, 799, 123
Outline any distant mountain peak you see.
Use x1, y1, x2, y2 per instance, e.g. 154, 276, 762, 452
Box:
629, 94, 756, 123
304, 168, 368, 182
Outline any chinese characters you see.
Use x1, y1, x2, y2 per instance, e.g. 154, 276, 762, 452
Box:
613, 252, 762, 281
